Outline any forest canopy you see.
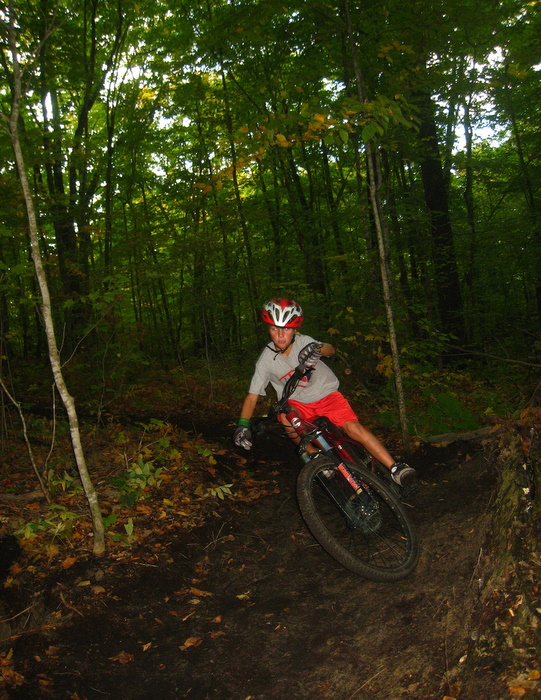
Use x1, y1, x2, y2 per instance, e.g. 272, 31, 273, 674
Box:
0, 0, 540, 374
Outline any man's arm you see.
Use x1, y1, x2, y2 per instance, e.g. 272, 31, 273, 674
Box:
239, 392, 259, 422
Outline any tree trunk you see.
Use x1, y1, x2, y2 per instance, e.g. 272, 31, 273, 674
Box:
462, 87, 478, 344
4, 9, 105, 556
416, 90, 465, 343
342, 0, 410, 453
506, 88, 541, 321
220, 70, 259, 313
256, 157, 284, 283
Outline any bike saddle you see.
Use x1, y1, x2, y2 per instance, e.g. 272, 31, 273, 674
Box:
313, 416, 343, 435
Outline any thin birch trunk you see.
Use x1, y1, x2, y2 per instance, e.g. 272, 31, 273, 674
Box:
2, 4, 105, 556
343, 0, 411, 453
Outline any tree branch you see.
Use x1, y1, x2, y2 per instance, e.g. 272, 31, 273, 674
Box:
446, 344, 541, 368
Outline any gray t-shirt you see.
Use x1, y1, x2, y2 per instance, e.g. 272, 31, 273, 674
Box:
248, 333, 340, 404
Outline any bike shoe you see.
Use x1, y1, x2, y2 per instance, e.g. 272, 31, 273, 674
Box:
390, 462, 417, 487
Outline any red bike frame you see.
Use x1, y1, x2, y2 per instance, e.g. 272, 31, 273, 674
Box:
282, 406, 373, 494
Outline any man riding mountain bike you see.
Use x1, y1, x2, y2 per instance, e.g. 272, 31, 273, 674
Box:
233, 297, 416, 488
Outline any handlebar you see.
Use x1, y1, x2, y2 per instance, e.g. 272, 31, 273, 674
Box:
250, 363, 312, 439
251, 344, 321, 435
271, 363, 313, 416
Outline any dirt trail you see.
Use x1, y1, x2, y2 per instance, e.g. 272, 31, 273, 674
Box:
5, 427, 497, 700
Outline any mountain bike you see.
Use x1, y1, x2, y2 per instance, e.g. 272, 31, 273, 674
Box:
256, 354, 419, 582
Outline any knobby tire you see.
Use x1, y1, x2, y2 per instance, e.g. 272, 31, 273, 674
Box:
297, 457, 419, 582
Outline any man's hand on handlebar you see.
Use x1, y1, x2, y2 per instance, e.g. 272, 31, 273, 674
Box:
298, 341, 324, 369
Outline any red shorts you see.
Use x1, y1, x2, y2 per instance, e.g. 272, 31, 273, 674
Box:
287, 391, 358, 427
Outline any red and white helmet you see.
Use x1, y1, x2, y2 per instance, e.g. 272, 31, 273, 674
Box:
261, 298, 304, 328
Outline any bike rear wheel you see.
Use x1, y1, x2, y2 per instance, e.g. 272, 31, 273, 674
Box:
297, 457, 419, 582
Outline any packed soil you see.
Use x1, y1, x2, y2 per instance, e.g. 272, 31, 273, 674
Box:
1, 420, 507, 699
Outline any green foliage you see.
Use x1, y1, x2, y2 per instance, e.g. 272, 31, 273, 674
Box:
374, 355, 505, 437
104, 511, 133, 545
124, 517, 134, 537
194, 482, 234, 500
47, 469, 82, 496
2, 0, 540, 408
377, 386, 482, 437
110, 458, 164, 506
422, 391, 481, 435
16, 504, 79, 541
207, 484, 233, 500
102, 513, 118, 529
197, 445, 217, 466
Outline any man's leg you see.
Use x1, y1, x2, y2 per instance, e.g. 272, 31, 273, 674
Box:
341, 420, 395, 468
279, 412, 301, 445
341, 420, 417, 486
279, 412, 320, 455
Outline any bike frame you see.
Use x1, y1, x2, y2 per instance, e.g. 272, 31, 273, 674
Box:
279, 404, 385, 527
269, 363, 373, 471
283, 402, 369, 478
283, 406, 362, 465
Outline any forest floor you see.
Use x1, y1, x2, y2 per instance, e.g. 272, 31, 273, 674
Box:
0, 404, 540, 700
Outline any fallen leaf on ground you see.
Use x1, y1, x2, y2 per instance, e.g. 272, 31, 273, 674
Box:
0, 666, 25, 685
109, 651, 135, 664
179, 637, 203, 651
189, 587, 212, 597
209, 630, 226, 639
61, 556, 78, 569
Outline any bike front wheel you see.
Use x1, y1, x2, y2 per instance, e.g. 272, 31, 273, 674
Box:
297, 457, 419, 582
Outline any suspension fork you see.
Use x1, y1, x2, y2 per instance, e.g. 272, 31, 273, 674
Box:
289, 414, 367, 499
288, 413, 336, 462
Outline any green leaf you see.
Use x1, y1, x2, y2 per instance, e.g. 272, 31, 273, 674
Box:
124, 517, 134, 536
361, 122, 378, 142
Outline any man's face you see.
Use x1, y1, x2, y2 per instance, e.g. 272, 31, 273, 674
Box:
268, 325, 295, 350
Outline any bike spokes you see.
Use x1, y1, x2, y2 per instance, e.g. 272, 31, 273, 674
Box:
299, 459, 419, 581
